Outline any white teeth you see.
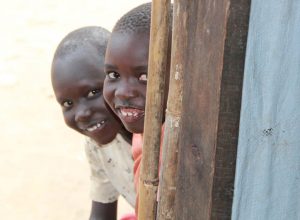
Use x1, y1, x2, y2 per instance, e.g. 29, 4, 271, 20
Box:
121, 110, 128, 116
87, 125, 97, 132
120, 109, 140, 118
86, 121, 105, 132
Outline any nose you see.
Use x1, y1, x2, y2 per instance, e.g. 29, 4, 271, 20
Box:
75, 104, 92, 122
115, 78, 139, 100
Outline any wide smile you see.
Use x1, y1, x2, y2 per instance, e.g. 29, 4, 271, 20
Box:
83, 120, 106, 133
117, 107, 145, 123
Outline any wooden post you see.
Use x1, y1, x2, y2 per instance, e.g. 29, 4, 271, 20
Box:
156, 1, 184, 219
138, 1, 171, 219
173, 0, 251, 219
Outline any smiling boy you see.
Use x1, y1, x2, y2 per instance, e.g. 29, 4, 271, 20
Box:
103, 19, 149, 134
51, 27, 136, 220
104, 2, 172, 134
103, 3, 172, 216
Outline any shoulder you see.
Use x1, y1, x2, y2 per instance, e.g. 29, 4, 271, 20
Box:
84, 137, 100, 155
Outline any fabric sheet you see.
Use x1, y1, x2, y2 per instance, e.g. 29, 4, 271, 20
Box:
232, 1, 300, 219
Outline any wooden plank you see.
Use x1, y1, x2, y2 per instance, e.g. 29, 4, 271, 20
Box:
156, 1, 184, 219
173, 0, 251, 219
138, 1, 171, 219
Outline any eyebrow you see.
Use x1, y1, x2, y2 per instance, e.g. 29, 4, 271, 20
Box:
132, 65, 148, 72
104, 64, 148, 72
55, 95, 70, 104
104, 64, 117, 69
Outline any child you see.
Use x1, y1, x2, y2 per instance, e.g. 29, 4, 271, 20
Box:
103, 3, 172, 215
51, 26, 136, 220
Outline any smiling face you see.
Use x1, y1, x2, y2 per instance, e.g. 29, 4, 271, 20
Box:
103, 33, 149, 134
52, 47, 121, 145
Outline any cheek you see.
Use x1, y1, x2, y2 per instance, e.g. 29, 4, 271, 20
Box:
103, 81, 115, 106
95, 96, 116, 118
96, 95, 107, 109
63, 111, 76, 129
140, 84, 147, 99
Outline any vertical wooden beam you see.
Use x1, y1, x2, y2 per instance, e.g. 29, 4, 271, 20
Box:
157, 1, 183, 219
138, 1, 171, 219
211, 0, 251, 218
174, 0, 251, 219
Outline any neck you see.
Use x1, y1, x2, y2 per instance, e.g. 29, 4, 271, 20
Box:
118, 128, 132, 144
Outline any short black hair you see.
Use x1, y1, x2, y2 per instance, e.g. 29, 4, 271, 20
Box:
53, 26, 110, 60
112, 2, 173, 36
112, 3, 152, 35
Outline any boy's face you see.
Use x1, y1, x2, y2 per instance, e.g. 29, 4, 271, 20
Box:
52, 48, 121, 145
103, 33, 149, 134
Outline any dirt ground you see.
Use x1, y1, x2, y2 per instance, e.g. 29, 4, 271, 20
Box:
0, 1, 149, 219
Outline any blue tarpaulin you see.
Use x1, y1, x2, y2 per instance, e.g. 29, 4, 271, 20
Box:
232, 1, 300, 219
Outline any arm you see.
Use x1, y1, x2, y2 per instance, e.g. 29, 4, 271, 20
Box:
89, 200, 117, 220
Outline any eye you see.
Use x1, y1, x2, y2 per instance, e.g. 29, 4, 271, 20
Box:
87, 89, 101, 98
139, 73, 147, 82
106, 71, 120, 79
62, 100, 73, 108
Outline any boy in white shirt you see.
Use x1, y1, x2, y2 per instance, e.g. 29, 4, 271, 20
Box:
51, 26, 136, 220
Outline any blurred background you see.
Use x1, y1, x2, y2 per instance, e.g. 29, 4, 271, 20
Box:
0, 0, 149, 219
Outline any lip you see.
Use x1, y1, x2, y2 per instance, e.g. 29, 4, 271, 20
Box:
116, 107, 145, 123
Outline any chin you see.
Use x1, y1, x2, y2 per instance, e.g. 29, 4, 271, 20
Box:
92, 134, 116, 146
124, 124, 144, 134
93, 138, 112, 146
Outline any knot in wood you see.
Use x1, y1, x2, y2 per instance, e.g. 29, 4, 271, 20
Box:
143, 178, 159, 186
